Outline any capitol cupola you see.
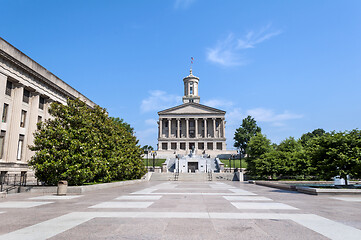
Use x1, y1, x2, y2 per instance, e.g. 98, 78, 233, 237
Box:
182, 69, 200, 104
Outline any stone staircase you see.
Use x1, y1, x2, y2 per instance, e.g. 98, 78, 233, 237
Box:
150, 172, 238, 182
149, 173, 176, 181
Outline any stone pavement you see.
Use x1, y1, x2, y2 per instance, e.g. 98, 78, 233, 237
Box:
0, 181, 361, 239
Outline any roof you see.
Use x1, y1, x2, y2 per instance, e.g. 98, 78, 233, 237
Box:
158, 102, 226, 115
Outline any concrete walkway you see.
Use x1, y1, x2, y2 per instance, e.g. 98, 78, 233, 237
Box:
0, 181, 361, 239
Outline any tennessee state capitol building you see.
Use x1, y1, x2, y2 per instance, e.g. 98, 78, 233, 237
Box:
157, 69, 230, 158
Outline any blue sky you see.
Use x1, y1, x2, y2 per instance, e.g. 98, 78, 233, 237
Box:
1, 0, 361, 148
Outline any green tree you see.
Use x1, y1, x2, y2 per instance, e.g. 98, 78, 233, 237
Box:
307, 130, 361, 185
29, 98, 145, 185
300, 128, 325, 146
110, 117, 134, 135
277, 137, 302, 153
142, 145, 154, 153
234, 115, 261, 155
246, 133, 272, 175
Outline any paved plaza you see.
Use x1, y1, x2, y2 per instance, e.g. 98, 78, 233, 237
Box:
0, 181, 361, 239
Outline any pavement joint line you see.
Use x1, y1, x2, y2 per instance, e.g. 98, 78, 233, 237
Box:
0, 211, 360, 240
329, 196, 361, 202
28, 195, 83, 200
131, 192, 258, 196
114, 195, 162, 200
0, 201, 54, 208
88, 201, 154, 209
223, 196, 273, 201
231, 202, 299, 210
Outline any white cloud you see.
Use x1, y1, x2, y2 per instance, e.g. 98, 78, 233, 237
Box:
223, 107, 302, 147
203, 99, 234, 109
206, 24, 282, 67
140, 90, 182, 113
206, 34, 247, 67
246, 108, 303, 126
174, 0, 196, 9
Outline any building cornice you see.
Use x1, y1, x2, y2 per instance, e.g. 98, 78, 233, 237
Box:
158, 102, 226, 115
0, 37, 95, 107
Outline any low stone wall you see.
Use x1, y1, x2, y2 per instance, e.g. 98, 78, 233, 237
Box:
253, 181, 296, 191
252, 180, 361, 195
296, 186, 361, 195
28, 179, 146, 194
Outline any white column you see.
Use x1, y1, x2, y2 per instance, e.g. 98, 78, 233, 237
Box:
168, 118, 171, 138
195, 118, 198, 139
213, 118, 216, 138
222, 119, 226, 138
6, 84, 23, 162
25, 93, 39, 162
177, 118, 180, 138
204, 118, 207, 138
159, 119, 163, 138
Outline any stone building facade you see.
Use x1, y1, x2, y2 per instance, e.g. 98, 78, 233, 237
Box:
0, 37, 94, 177
157, 70, 227, 157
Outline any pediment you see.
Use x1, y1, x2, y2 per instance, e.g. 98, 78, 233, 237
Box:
158, 103, 225, 115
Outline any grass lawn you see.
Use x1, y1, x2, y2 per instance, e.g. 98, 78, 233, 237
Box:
220, 159, 247, 168
143, 158, 166, 167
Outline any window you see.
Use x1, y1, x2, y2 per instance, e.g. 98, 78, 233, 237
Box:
180, 143, 186, 150
20, 110, 27, 127
162, 143, 168, 150
217, 142, 222, 150
216, 121, 219, 127
17, 135, 24, 160
37, 116, 42, 123
2, 104, 9, 123
189, 99, 194, 103
207, 143, 213, 150
190, 86, 193, 95
198, 142, 204, 150
39, 97, 45, 110
5, 81, 12, 96
0, 131, 5, 159
23, 89, 30, 103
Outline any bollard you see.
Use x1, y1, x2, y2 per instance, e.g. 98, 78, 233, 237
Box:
57, 180, 68, 195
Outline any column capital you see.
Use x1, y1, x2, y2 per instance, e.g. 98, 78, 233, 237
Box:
212, 117, 216, 120
185, 118, 189, 121
194, 117, 198, 120
176, 118, 180, 121
167, 118, 172, 121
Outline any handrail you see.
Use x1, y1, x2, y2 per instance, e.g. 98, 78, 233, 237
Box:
0, 173, 27, 193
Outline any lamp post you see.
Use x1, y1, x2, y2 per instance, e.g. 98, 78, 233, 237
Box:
228, 157, 231, 173
152, 151, 157, 172
238, 148, 242, 173
145, 150, 149, 172
176, 155, 179, 173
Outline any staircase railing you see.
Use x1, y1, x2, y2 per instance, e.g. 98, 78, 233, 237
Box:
207, 170, 212, 181
0, 173, 27, 193
174, 171, 179, 181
